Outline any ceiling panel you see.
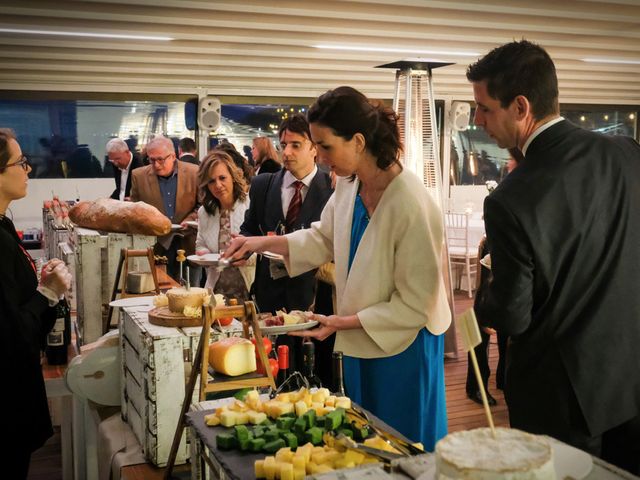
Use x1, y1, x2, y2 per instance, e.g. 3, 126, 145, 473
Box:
0, 0, 638, 104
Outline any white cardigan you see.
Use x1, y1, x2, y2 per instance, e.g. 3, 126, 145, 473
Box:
286, 170, 451, 358
195, 197, 255, 291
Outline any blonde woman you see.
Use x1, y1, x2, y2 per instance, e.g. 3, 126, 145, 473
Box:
251, 136, 281, 174
195, 151, 254, 300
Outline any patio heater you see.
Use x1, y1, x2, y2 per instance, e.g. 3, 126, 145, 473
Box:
377, 59, 458, 355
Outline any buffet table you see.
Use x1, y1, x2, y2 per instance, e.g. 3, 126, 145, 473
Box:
186, 398, 639, 480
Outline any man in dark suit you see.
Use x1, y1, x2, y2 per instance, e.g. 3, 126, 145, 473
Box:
469, 40, 640, 474
178, 137, 198, 165
241, 114, 333, 371
106, 138, 142, 200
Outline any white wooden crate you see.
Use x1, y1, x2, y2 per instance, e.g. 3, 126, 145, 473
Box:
118, 307, 242, 467
74, 228, 155, 345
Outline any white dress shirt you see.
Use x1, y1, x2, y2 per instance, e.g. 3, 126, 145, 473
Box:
522, 116, 565, 156
117, 152, 133, 201
281, 164, 318, 217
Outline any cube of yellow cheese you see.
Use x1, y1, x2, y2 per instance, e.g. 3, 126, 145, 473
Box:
255, 460, 265, 479
311, 402, 325, 415
343, 449, 366, 465
204, 413, 220, 426
311, 388, 330, 404
275, 392, 292, 403
275, 447, 294, 463
294, 400, 308, 417
248, 410, 267, 425
263, 456, 277, 480
291, 454, 306, 471
324, 395, 336, 407
293, 469, 305, 480
279, 462, 294, 480
246, 389, 260, 404
220, 411, 237, 427
235, 411, 250, 425
335, 397, 351, 409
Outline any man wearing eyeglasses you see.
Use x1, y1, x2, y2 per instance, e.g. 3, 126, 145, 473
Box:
106, 138, 142, 201
130, 135, 200, 283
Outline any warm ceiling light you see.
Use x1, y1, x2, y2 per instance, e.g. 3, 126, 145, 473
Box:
604, 115, 609, 121
580, 115, 586, 122
0, 27, 173, 41
630, 113, 636, 120
582, 57, 640, 65
315, 44, 480, 57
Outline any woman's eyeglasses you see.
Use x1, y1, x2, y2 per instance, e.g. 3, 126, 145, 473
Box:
2, 155, 30, 172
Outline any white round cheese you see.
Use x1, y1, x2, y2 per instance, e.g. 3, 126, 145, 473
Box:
166, 287, 208, 313
435, 427, 556, 480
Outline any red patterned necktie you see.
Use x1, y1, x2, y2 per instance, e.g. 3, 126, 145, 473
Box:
285, 181, 304, 232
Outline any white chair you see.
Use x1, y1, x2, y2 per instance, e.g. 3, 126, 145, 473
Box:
446, 212, 479, 298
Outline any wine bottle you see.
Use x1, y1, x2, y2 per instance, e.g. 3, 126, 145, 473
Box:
332, 351, 346, 396
301, 341, 322, 388
276, 345, 289, 388
46, 296, 70, 365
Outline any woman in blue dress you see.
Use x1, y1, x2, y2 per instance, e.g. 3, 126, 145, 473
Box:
223, 86, 451, 450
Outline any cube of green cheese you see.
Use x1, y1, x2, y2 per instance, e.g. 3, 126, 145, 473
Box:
263, 438, 286, 453
304, 426, 324, 445
216, 433, 238, 450
337, 428, 354, 438
239, 432, 253, 451
249, 437, 266, 452
252, 426, 265, 438
324, 410, 343, 431
276, 416, 296, 430
280, 432, 299, 449
294, 416, 307, 436
264, 430, 280, 442
302, 409, 316, 429
234, 425, 250, 442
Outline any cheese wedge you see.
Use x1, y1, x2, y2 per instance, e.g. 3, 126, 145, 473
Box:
208, 337, 257, 376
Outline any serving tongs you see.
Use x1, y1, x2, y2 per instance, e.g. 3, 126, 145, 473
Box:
332, 432, 404, 463
216, 251, 253, 272
346, 405, 425, 456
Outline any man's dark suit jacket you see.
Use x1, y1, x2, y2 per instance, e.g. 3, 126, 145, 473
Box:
109, 153, 143, 200
475, 120, 640, 440
179, 153, 198, 165
241, 168, 333, 314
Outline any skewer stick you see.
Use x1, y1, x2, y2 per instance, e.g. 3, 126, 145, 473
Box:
457, 308, 497, 438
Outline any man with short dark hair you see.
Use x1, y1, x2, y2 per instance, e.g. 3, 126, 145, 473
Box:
469, 40, 640, 474
178, 137, 198, 164
106, 137, 142, 200
241, 114, 333, 372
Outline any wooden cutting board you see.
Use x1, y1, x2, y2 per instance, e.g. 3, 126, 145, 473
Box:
148, 306, 203, 327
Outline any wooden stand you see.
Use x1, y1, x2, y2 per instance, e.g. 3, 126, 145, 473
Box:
163, 300, 276, 479
105, 247, 159, 334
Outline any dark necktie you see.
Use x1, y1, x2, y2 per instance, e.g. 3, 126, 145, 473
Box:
285, 181, 304, 232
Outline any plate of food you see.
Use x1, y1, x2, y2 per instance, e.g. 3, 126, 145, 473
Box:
187, 253, 220, 266
109, 296, 156, 308
258, 310, 318, 335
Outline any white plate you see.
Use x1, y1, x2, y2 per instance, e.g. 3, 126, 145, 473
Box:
184, 220, 199, 229
109, 296, 156, 308
263, 250, 284, 262
187, 253, 220, 266
550, 438, 593, 479
258, 320, 318, 335
171, 223, 184, 231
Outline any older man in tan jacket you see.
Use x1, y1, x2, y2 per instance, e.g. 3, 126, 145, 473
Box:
130, 135, 199, 283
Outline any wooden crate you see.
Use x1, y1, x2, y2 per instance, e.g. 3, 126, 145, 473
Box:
74, 228, 156, 344
119, 306, 241, 466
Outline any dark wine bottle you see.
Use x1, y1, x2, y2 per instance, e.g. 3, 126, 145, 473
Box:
302, 341, 322, 388
46, 297, 70, 365
332, 351, 346, 396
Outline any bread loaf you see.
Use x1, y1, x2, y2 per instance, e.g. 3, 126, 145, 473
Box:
69, 198, 171, 236
208, 337, 256, 376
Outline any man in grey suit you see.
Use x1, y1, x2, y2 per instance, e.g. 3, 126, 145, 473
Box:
470, 40, 640, 474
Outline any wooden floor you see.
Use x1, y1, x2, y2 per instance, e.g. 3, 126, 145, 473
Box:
28, 290, 509, 479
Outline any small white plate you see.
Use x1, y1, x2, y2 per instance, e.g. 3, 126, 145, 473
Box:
171, 223, 185, 231
258, 320, 318, 335
479, 254, 492, 270
109, 296, 156, 308
263, 251, 284, 262
184, 220, 199, 229
187, 253, 220, 266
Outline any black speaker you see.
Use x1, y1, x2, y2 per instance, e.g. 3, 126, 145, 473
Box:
184, 98, 197, 131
